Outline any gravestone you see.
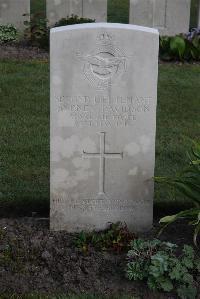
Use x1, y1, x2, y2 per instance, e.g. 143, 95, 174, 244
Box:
0, 0, 30, 30
46, 0, 107, 27
46, 0, 82, 27
83, 0, 107, 22
129, 0, 191, 36
50, 23, 159, 232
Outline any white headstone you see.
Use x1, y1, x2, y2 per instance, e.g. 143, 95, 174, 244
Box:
46, 0, 107, 27
50, 23, 159, 232
129, 0, 191, 36
83, 0, 107, 23
0, 0, 30, 31
46, 0, 82, 27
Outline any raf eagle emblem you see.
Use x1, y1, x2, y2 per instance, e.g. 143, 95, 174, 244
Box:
77, 32, 127, 90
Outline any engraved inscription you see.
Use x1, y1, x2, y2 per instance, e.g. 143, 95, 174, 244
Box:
77, 32, 127, 90
83, 132, 123, 200
58, 95, 151, 128
52, 197, 151, 213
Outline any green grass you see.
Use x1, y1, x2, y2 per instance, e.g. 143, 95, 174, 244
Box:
0, 61, 199, 216
190, 0, 199, 28
155, 64, 200, 214
0, 60, 49, 216
107, 0, 129, 24
31, 0, 46, 16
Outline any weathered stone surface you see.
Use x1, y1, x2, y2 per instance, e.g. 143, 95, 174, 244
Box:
129, 0, 191, 36
50, 23, 159, 232
83, 0, 107, 22
46, 0, 82, 27
0, 0, 30, 30
46, 0, 107, 27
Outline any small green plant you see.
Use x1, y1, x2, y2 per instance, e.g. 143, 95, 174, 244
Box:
23, 13, 49, 49
155, 140, 200, 246
159, 28, 200, 61
54, 15, 95, 27
0, 24, 18, 43
126, 239, 200, 299
74, 222, 135, 253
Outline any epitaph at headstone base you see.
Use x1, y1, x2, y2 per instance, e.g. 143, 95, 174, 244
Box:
50, 23, 159, 232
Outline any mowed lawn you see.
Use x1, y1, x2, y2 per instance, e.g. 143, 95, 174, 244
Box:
0, 60, 199, 216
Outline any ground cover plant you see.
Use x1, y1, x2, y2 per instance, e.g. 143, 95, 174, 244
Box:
160, 29, 200, 61
126, 239, 200, 299
74, 222, 135, 253
0, 24, 18, 43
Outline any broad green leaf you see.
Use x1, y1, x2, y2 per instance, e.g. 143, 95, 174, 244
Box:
159, 278, 173, 292
159, 215, 177, 223
170, 36, 186, 59
177, 286, 197, 299
193, 222, 200, 247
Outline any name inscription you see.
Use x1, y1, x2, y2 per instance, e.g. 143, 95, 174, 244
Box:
57, 95, 152, 127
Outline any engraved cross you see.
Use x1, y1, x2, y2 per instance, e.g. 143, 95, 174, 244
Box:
83, 132, 123, 200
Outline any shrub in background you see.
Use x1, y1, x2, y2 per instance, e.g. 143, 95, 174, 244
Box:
0, 24, 18, 43
54, 14, 95, 27
126, 239, 200, 299
160, 28, 200, 61
23, 13, 49, 49
23, 14, 95, 49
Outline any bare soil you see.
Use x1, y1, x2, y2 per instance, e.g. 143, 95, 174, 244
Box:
0, 218, 199, 298
0, 43, 48, 61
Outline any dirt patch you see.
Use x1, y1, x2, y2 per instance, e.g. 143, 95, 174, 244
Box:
0, 43, 48, 61
0, 218, 199, 298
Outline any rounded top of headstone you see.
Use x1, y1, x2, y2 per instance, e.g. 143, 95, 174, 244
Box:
50, 22, 159, 35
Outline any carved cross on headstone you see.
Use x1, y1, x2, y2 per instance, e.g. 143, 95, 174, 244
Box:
83, 132, 123, 200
